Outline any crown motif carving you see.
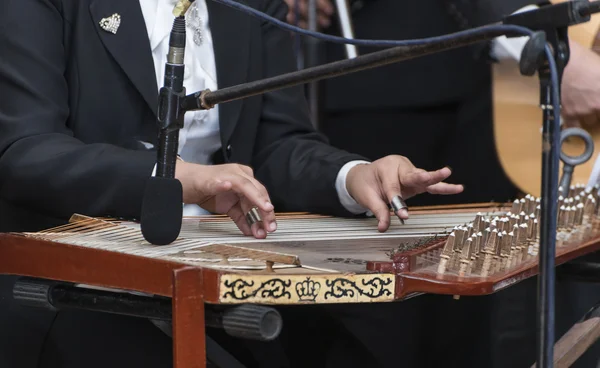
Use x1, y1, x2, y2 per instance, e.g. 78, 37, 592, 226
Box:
295, 277, 321, 302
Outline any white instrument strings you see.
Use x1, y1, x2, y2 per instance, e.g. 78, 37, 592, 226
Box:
26, 209, 505, 271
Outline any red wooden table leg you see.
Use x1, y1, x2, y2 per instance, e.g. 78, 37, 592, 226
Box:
172, 267, 206, 368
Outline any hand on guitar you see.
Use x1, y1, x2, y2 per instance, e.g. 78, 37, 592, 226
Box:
561, 40, 600, 127
282, 0, 335, 29
345, 156, 464, 232
176, 161, 277, 239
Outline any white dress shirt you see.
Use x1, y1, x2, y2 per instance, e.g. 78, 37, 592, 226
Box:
491, 5, 540, 61
139, 0, 368, 216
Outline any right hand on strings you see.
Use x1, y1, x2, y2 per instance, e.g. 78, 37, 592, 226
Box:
345, 156, 464, 232
283, 0, 335, 29
175, 161, 276, 239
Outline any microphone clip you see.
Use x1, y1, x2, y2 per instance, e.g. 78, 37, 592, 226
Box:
157, 85, 187, 131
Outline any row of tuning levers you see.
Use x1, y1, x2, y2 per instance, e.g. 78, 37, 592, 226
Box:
436, 184, 600, 278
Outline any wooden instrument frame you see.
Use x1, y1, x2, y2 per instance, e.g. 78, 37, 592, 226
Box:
2, 204, 600, 367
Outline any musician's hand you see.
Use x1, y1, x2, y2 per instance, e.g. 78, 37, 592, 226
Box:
176, 161, 276, 239
283, 0, 334, 29
345, 156, 464, 232
561, 40, 600, 127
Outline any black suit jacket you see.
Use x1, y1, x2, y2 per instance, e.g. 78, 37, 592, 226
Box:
323, 0, 545, 111
0, 0, 365, 231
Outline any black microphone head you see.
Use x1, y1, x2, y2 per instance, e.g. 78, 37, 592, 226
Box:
141, 176, 183, 245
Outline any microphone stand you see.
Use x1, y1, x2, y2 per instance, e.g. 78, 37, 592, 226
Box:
503, 2, 593, 366
140, 5, 192, 245
142, 2, 600, 366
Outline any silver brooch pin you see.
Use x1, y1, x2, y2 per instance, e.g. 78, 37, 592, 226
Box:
99, 13, 121, 34
187, 2, 203, 45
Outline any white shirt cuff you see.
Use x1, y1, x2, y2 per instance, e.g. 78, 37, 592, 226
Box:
491, 5, 540, 61
335, 160, 371, 214
151, 163, 157, 177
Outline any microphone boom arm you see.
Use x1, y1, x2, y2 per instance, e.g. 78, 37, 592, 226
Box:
180, 26, 510, 111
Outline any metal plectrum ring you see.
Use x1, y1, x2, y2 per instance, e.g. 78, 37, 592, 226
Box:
245, 207, 262, 227
390, 195, 408, 225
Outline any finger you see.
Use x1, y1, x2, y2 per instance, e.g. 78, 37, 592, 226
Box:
317, 0, 334, 15
360, 189, 392, 232
285, 4, 305, 25
293, 0, 309, 19
235, 166, 270, 202
226, 175, 274, 214
233, 170, 277, 232
227, 202, 253, 236
318, 13, 331, 28
395, 206, 409, 221
401, 167, 453, 189
290, 0, 332, 25
426, 182, 464, 195
378, 167, 407, 221
237, 195, 268, 239
225, 175, 276, 237
286, 12, 296, 24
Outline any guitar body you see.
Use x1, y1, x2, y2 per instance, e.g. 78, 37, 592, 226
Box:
493, 4, 600, 197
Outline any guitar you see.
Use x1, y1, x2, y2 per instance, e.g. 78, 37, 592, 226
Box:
492, 2, 600, 197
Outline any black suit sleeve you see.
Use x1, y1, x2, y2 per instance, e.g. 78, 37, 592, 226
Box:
251, 0, 367, 217
0, 0, 155, 220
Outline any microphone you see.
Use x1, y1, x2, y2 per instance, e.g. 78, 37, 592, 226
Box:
140, 14, 190, 245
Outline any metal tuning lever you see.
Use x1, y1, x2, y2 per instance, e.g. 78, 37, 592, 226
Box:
558, 127, 595, 197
